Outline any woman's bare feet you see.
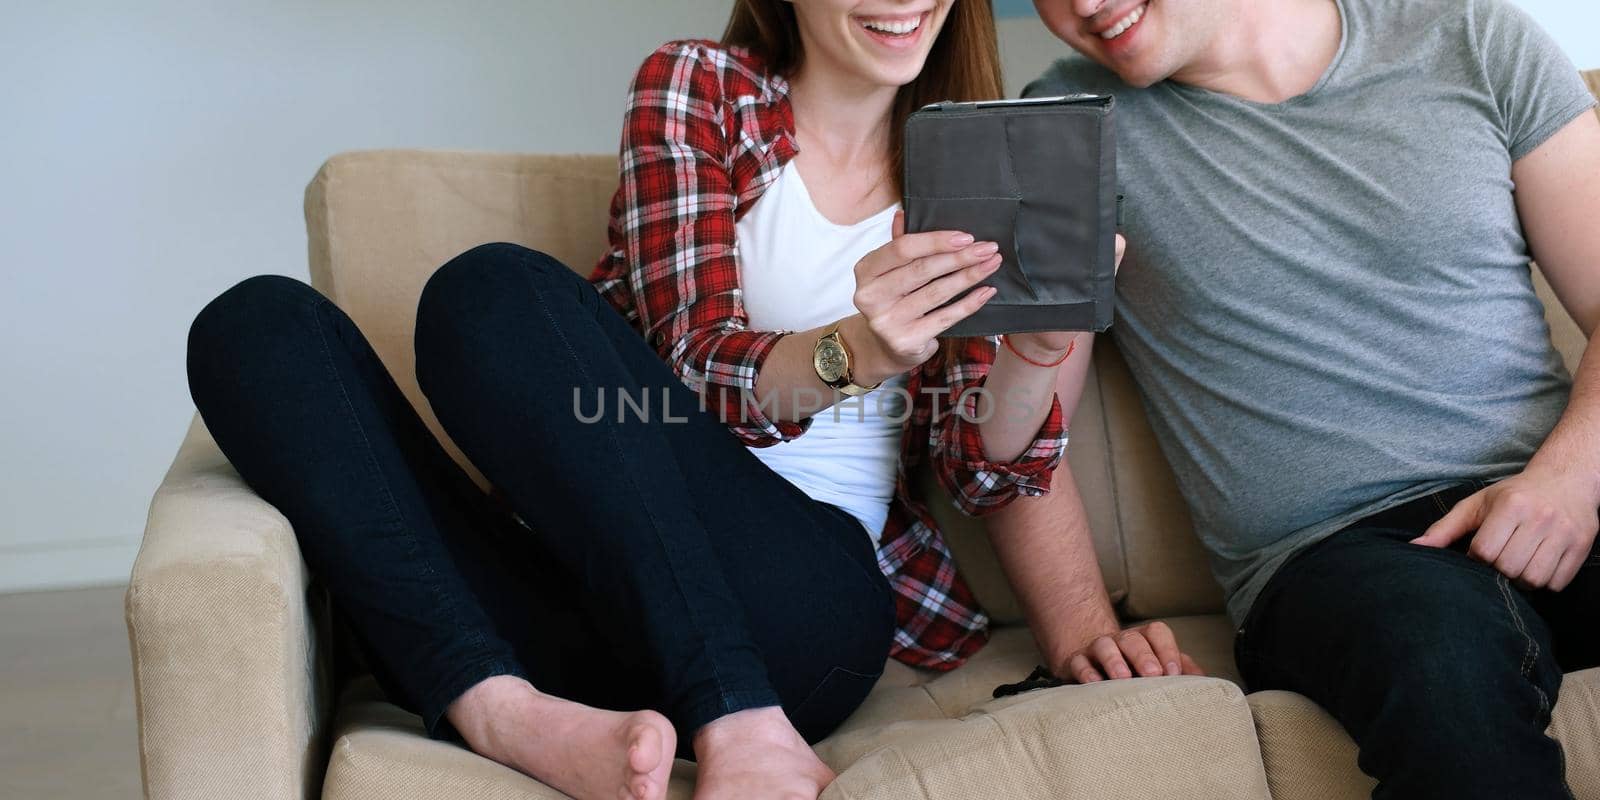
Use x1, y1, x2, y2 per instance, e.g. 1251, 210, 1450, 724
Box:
448, 675, 676, 800
691, 707, 835, 800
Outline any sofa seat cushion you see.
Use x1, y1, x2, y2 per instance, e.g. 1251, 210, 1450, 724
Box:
322, 620, 1267, 799
814, 676, 1268, 799
900, 614, 1242, 720
1249, 667, 1600, 800
321, 697, 634, 800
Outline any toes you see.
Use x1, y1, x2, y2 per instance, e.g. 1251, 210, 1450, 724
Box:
628, 722, 662, 773
626, 775, 653, 800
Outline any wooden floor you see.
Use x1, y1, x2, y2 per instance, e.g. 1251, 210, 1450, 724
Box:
0, 585, 142, 799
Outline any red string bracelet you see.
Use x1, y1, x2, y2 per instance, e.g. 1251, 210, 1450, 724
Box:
1001, 334, 1076, 368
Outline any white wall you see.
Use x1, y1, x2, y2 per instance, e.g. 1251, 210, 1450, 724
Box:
0, 1, 1594, 594
0, 0, 735, 593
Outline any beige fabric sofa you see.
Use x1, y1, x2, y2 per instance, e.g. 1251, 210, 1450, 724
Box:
128, 74, 1600, 800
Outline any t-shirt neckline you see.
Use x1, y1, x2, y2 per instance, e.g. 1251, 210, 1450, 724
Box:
1168, 0, 1351, 111
783, 161, 900, 231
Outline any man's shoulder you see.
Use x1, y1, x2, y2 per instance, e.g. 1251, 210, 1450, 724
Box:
1351, 0, 1518, 28
1345, 0, 1506, 57
1022, 53, 1127, 99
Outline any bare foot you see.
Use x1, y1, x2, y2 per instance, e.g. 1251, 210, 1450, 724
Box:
448, 675, 676, 800
691, 707, 835, 800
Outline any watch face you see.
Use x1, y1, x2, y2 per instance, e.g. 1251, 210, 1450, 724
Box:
814, 339, 847, 382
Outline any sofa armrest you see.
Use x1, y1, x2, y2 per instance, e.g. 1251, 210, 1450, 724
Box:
126, 413, 331, 800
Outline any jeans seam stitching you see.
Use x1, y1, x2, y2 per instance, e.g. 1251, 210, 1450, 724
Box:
1495, 573, 1549, 714
312, 299, 493, 656
519, 252, 743, 715
311, 301, 405, 528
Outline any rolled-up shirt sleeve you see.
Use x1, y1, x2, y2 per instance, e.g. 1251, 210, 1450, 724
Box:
925, 336, 1067, 515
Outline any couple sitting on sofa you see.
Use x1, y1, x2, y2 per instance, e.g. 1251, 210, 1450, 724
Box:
183, 0, 1600, 798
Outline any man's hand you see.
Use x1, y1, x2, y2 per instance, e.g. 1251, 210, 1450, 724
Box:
1411, 468, 1599, 590
1060, 621, 1206, 684
1005, 235, 1127, 359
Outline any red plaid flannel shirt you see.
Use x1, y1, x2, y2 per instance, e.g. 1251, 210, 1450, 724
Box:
590, 40, 1068, 670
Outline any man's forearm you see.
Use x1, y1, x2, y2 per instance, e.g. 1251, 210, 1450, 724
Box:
983, 460, 1119, 674
1527, 326, 1600, 501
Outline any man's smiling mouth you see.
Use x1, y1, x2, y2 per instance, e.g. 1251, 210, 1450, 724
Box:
1099, 2, 1148, 41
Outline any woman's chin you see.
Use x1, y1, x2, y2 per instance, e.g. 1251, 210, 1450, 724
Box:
863, 61, 929, 90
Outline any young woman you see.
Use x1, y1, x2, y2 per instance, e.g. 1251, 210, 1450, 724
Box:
185, 2, 1113, 798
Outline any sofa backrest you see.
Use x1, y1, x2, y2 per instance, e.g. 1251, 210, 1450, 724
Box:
305, 150, 618, 493
304, 73, 1596, 625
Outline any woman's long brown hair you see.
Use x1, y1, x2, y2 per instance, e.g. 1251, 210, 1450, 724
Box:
722, 0, 1004, 197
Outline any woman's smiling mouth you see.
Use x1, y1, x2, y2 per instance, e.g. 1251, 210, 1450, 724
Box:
857, 11, 930, 49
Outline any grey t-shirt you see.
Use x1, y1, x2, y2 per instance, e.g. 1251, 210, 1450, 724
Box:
1026, 0, 1597, 625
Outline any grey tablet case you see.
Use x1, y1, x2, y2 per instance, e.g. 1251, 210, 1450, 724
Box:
903, 94, 1117, 337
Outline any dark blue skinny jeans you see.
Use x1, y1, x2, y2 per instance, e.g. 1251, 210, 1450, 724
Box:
1236, 480, 1600, 799
185, 242, 897, 751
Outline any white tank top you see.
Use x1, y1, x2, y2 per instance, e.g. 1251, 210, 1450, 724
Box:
736, 161, 904, 545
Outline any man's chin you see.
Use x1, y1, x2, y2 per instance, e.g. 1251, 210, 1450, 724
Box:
1094, 52, 1171, 88
1056, 30, 1170, 86
1115, 69, 1165, 88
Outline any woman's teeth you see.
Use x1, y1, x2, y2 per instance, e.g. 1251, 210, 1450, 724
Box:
862, 17, 921, 36
1100, 3, 1146, 40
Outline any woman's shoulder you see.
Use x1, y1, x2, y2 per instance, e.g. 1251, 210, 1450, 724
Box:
628, 39, 785, 104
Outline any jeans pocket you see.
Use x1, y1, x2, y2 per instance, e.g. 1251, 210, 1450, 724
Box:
787, 665, 882, 743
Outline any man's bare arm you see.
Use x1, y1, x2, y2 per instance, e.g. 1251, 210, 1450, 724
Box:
1415, 110, 1600, 590
984, 335, 1203, 680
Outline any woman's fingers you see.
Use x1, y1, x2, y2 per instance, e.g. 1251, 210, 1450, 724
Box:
899, 254, 1002, 319
852, 234, 999, 365
870, 241, 1000, 302
856, 229, 977, 281
879, 242, 1001, 334
913, 285, 996, 341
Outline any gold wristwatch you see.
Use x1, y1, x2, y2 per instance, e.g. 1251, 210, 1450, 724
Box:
812, 323, 882, 397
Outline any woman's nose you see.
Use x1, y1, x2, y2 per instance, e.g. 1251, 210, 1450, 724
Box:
1072, 0, 1107, 19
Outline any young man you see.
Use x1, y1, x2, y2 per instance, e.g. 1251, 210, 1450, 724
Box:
985, 0, 1600, 796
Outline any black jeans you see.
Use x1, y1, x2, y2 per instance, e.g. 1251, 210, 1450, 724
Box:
185, 242, 897, 752
1235, 479, 1600, 799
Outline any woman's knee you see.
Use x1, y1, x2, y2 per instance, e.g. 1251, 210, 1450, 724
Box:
187, 275, 328, 373
417, 242, 573, 323
414, 243, 577, 383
